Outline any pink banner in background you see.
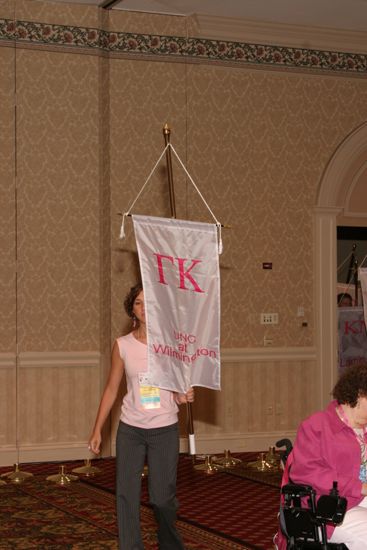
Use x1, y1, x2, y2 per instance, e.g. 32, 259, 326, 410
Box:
133, 215, 221, 393
338, 307, 367, 372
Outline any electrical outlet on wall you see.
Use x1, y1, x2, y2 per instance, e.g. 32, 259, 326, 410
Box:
260, 313, 279, 325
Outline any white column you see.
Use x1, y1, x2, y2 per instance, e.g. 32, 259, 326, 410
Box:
314, 206, 342, 408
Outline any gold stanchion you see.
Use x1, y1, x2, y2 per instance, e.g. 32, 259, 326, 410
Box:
194, 455, 218, 474
1, 463, 34, 484
213, 449, 242, 468
247, 448, 281, 472
46, 465, 78, 485
264, 446, 281, 470
247, 452, 271, 472
72, 459, 101, 477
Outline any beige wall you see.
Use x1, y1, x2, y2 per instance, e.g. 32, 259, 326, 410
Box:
0, 27, 16, 455
1, 0, 367, 464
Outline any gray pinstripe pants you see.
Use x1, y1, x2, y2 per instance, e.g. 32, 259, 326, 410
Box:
116, 421, 184, 550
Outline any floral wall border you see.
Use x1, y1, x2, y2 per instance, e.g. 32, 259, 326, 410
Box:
1, 18, 367, 74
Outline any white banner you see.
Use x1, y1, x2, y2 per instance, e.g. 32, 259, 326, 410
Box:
338, 307, 367, 372
359, 268, 367, 326
133, 215, 221, 393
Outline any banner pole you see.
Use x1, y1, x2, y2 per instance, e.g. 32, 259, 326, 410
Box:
163, 124, 176, 219
162, 124, 196, 457
354, 258, 359, 306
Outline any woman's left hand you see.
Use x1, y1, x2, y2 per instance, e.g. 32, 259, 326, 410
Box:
176, 387, 194, 404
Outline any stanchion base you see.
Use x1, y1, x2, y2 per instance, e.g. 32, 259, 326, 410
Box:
264, 446, 281, 471
194, 455, 219, 475
46, 465, 78, 485
72, 459, 101, 477
247, 452, 272, 472
213, 449, 242, 468
1, 463, 34, 484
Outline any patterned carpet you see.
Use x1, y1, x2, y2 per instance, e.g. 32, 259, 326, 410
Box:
172, 454, 280, 549
0, 476, 246, 549
80, 454, 281, 549
0, 453, 281, 550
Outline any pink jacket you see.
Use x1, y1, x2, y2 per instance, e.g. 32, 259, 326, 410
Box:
275, 400, 365, 548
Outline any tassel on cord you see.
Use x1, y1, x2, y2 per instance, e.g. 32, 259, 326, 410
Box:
119, 213, 128, 239
217, 223, 223, 255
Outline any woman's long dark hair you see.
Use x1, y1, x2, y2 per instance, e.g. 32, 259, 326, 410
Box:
123, 283, 143, 326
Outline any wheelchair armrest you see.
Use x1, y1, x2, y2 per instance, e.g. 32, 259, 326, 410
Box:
282, 483, 316, 498
315, 494, 347, 525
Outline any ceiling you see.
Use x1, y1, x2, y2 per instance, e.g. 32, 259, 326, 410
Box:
46, 0, 367, 32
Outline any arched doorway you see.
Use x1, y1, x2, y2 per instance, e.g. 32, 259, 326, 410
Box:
315, 121, 367, 407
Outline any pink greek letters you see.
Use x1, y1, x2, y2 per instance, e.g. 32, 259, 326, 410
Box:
153, 253, 204, 293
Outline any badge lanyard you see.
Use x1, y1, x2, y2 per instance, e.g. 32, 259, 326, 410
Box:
336, 404, 367, 482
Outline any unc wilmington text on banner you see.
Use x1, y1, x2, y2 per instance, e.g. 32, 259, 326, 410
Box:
133, 215, 221, 393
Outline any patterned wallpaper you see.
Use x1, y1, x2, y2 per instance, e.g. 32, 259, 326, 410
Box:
187, 66, 367, 343
1, 0, 367, 353
0, 44, 15, 352
99, 53, 111, 359
109, 56, 189, 341
15, 48, 101, 351
111, 62, 367, 347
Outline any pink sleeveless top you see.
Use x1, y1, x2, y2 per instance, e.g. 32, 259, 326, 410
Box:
117, 332, 179, 429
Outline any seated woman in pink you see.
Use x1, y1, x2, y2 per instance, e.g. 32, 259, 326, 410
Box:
276, 364, 367, 550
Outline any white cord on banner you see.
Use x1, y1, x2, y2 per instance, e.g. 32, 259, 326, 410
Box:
119, 144, 170, 239
169, 144, 218, 224
169, 144, 223, 254
337, 250, 354, 273
119, 142, 223, 254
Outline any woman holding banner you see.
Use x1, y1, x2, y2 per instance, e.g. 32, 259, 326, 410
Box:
89, 283, 194, 550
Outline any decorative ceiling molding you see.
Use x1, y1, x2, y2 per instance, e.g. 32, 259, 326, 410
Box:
194, 15, 367, 55
0, 17, 366, 76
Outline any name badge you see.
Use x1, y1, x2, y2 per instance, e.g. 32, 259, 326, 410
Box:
138, 373, 161, 409
360, 464, 367, 482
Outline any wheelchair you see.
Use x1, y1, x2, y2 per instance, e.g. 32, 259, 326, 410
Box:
279, 481, 349, 549
275, 440, 349, 549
